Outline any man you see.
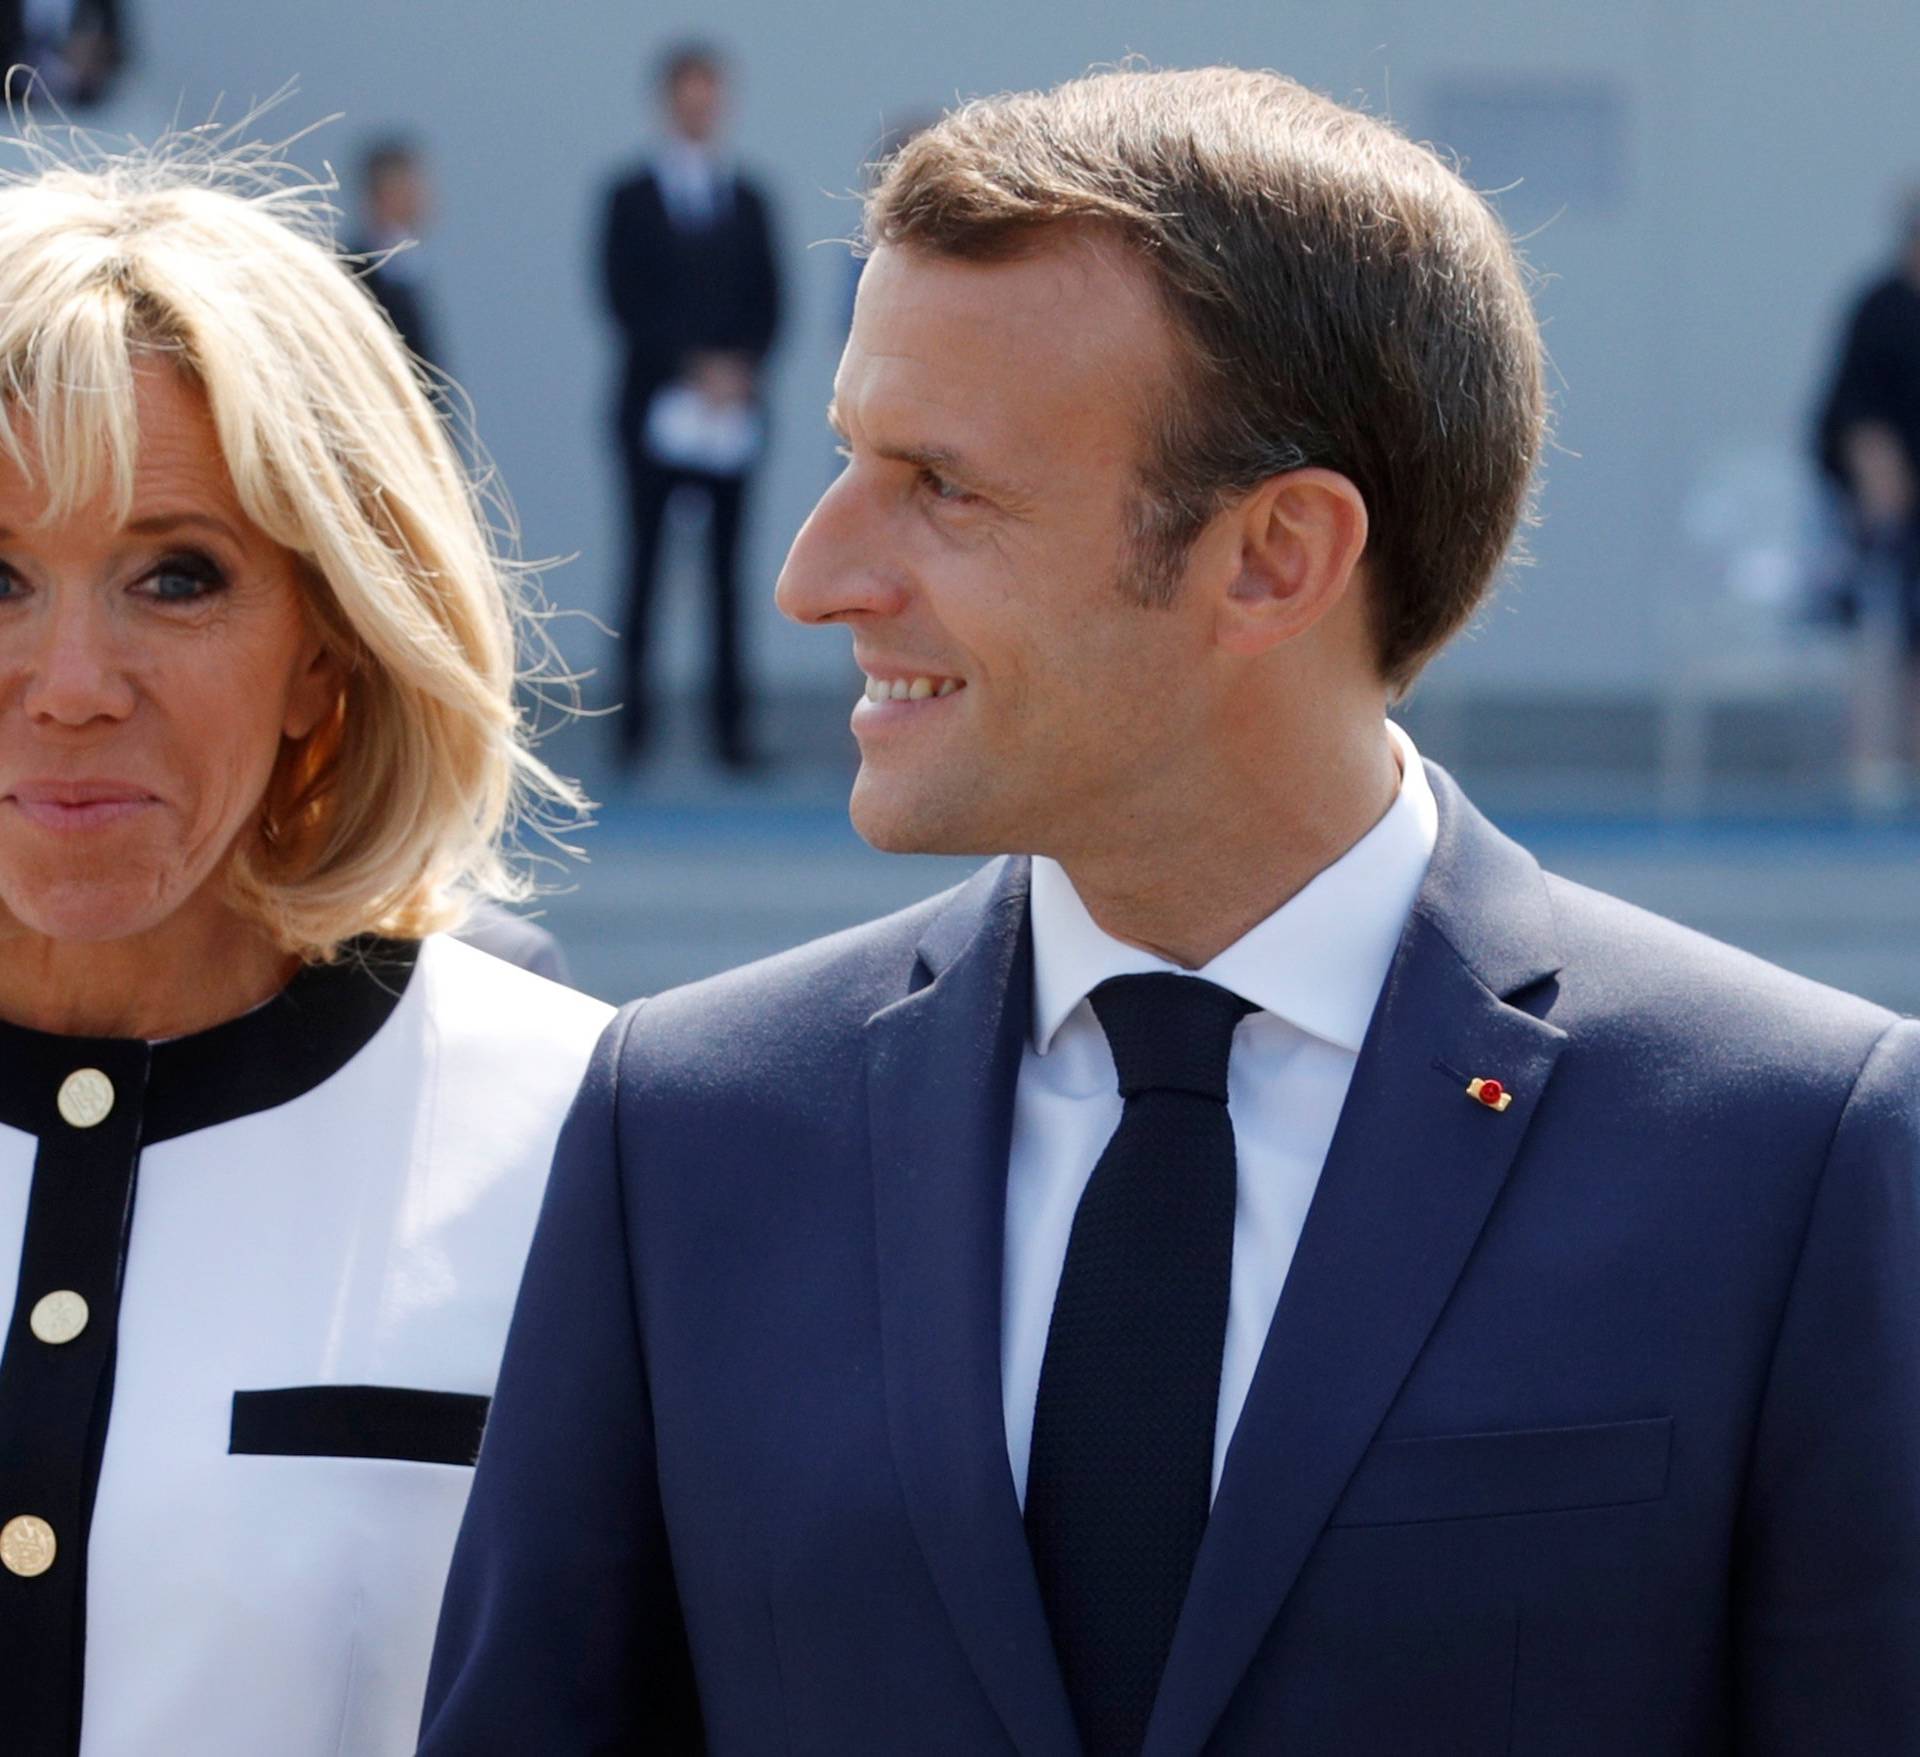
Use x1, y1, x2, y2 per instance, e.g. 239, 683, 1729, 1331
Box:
0, 0, 123, 110
423, 68, 1920, 1754
600, 42, 782, 769
1815, 189, 1920, 791
353, 137, 444, 371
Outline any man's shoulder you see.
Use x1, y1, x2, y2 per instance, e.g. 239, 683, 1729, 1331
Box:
730, 170, 776, 213
1848, 273, 1920, 332
605, 164, 663, 207
1538, 867, 1898, 1074
604, 863, 1002, 1083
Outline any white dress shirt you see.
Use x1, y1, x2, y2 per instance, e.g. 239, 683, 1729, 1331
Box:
654, 139, 725, 229
1003, 723, 1439, 1502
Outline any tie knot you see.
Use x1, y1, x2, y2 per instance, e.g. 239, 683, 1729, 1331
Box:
1087, 973, 1255, 1103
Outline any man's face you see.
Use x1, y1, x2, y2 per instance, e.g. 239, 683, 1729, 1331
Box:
668, 67, 724, 145
371, 164, 429, 235
776, 238, 1224, 857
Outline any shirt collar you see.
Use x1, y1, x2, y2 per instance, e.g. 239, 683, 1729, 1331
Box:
1028, 722, 1438, 1056
657, 139, 720, 190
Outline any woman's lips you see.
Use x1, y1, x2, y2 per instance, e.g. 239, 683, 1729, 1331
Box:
7, 783, 160, 832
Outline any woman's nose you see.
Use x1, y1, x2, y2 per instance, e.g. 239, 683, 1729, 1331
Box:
16, 597, 137, 727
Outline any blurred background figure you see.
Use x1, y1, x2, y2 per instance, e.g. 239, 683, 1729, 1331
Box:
601, 40, 782, 771
1, 0, 124, 109
353, 135, 444, 371
1814, 188, 1920, 808
347, 140, 579, 983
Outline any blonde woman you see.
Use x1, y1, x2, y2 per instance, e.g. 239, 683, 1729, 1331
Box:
0, 134, 612, 1755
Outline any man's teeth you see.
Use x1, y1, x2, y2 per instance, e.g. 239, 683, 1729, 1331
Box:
862, 675, 962, 703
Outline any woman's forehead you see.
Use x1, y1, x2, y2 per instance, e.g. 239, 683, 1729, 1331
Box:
0, 361, 251, 534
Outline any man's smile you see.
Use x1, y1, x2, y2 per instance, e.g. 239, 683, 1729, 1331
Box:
858, 670, 965, 703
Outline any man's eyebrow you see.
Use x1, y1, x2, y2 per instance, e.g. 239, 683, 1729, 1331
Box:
824, 401, 1032, 507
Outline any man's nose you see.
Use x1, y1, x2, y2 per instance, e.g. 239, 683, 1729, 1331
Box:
775, 474, 909, 627
19, 596, 138, 727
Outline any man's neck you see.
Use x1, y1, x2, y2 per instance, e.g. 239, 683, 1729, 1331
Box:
1052, 719, 1402, 970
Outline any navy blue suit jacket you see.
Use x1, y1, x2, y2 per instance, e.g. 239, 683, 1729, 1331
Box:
421, 770, 1920, 1754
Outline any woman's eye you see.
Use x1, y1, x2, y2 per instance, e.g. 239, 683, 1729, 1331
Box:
140, 553, 228, 603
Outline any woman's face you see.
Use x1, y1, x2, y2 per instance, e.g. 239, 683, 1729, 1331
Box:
0, 364, 337, 946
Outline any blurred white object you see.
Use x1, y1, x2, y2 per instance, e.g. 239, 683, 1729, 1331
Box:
644, 384, 762, 477
1659, 444, 1855, 815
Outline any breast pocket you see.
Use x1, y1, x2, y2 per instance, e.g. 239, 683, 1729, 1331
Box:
229, 1385, 491, 1467
1328, 1416, 1672, 1528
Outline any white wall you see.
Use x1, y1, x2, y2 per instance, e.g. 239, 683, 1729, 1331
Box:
89, 1, 1920, 701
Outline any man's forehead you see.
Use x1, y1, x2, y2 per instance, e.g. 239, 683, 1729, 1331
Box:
838, 239, 1166, 439
853, 236, 1156, 345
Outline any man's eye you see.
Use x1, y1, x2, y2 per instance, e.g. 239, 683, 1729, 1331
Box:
919, 469, 976, 506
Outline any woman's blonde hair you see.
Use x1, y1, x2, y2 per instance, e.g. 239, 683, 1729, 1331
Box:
0, 119, 583, 957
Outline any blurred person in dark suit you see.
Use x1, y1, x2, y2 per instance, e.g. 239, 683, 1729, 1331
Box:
353, 137, 444, 372
1816, 188, 1920, 790
1, 0, 123, 109
347, 143, 578, 987
600, 41, 781, 769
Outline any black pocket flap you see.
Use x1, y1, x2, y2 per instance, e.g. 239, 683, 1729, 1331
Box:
230, 1385, 489, 1467
1327, 1416, 1672, 1528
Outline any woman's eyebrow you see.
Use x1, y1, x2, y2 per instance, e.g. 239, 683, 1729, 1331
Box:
121, 511, 244, 542
0, 511, 245, 546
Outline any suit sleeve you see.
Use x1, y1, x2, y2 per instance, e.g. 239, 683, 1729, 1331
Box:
1732, 1016, 1920, 1752
739, 181, 783, 365
1817, 286, 1920, 479
600, 182, 679, 388
419, 1004, 702, 1752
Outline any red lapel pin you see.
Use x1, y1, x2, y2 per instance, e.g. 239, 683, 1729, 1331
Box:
1465, 1076, 1512, 1113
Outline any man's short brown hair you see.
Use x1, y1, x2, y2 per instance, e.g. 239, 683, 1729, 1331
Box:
865, 66, 1546, 695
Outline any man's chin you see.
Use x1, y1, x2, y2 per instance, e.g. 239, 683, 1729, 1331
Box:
847, 772, 1002, 857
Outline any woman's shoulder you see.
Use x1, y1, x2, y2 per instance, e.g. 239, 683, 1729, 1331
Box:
412, 933, 615, 1079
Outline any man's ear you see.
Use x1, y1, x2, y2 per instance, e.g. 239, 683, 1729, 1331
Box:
1214, 467, 1369, 657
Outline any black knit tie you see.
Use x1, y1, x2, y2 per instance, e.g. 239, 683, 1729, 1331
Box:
1025, 973, 1256, 1757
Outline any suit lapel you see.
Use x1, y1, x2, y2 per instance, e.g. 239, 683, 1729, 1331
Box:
1144, 768, 1570, 1757
868, 858, 1082, 1757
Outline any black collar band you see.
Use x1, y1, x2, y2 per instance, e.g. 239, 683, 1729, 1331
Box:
0, 938, 420, 1144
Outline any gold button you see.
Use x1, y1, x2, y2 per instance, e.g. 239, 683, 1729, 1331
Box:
29, 1290, 88, 1345
56, 1068, 114, 1129
0, 1515, 55, 1578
